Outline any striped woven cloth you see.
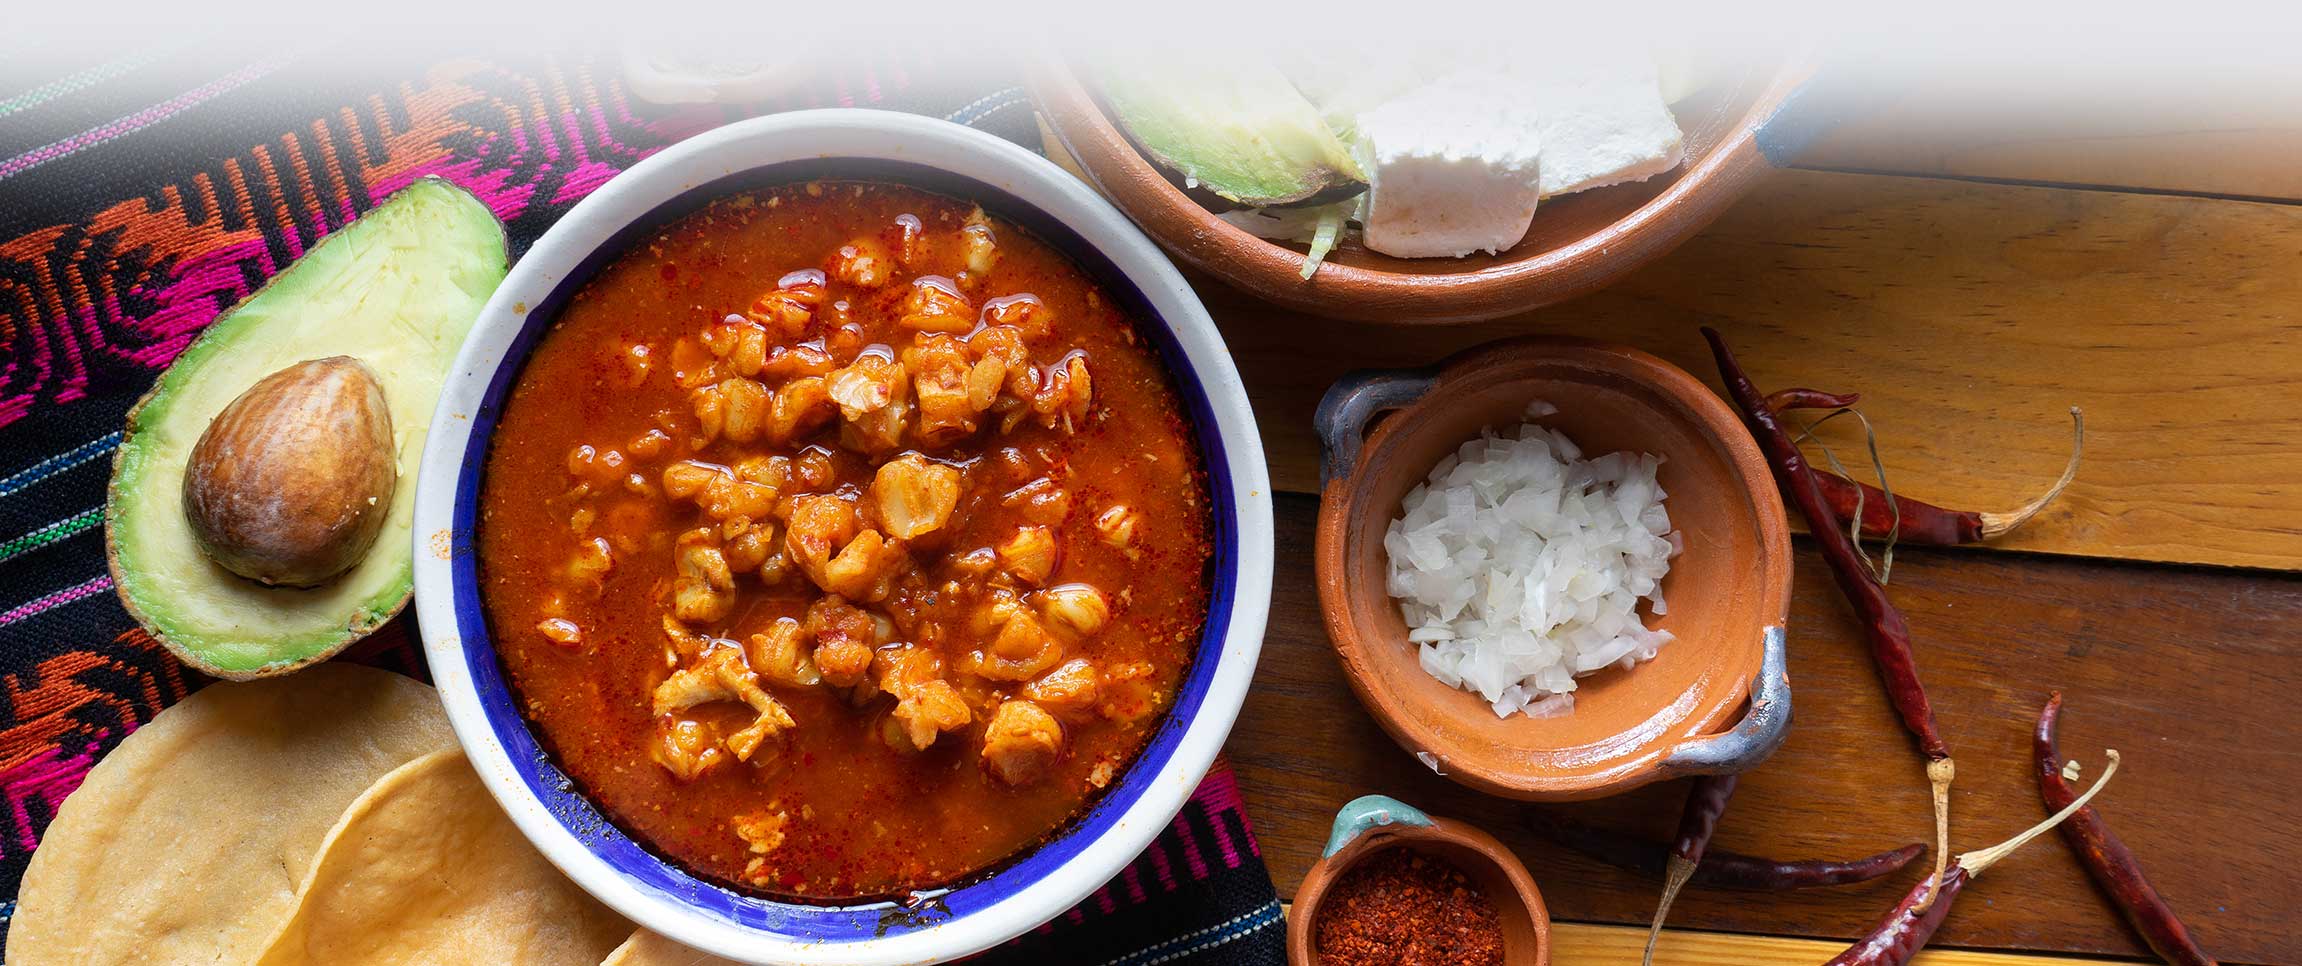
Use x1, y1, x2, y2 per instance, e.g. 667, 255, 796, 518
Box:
0, 43, 1283, 966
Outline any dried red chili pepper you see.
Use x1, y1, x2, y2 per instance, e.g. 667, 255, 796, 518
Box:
1642, 775, 1736, 966
1765, 387, 1863, 413
1766, 390, 2084, 547
1524, 809, 1924, 890
1809, 473, 1983, 545
1828, 749, 2122, 965
2037, 694, 2219, 966
1703, 327, 1958, 898
1828, 864, 1967, 965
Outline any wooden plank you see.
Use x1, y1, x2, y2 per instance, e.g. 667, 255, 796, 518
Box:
1795, 65, 2302, 202
1227, 494, 2302, 964
1551, 922, 2124, 965
1208, 168, 2302, 570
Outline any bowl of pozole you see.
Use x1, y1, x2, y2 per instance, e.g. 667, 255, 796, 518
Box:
411, 110, 1273, 965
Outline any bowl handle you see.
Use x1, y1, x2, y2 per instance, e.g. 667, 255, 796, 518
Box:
1315, 368, 1438, 486
1323, 794, 1434, 858
1754, 61, 1852, 168
1658, 624, 1792, 776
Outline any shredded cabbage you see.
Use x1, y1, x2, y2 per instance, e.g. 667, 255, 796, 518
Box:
1300, 206, 1346, 279
1215, 198, 1362, 280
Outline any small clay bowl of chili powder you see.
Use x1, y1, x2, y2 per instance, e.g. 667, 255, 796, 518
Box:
1289, 795, 1549, 966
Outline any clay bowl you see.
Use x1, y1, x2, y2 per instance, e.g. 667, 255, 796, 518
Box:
1288, 796, 1549, 966
1030, 56, 1815, 324
1314, 337, 1793, 801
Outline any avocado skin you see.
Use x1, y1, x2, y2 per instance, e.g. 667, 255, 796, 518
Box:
106, 178, 508, 679
1099, 62, 1368, 210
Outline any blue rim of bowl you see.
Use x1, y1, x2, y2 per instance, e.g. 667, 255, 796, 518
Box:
444, 157, 1238, 942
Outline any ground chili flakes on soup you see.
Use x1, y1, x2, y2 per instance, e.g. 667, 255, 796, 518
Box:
1314, 848, 1507, 966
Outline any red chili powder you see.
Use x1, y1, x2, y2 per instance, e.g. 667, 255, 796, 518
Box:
1312, 847, 1507, 966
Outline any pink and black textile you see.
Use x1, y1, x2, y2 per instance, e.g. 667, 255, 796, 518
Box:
0, 44, 1284, 965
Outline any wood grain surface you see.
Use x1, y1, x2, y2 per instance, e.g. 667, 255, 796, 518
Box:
1552, 922, 2124, 966
1229, 494, 2301, 964
1207, 168, 2302, 571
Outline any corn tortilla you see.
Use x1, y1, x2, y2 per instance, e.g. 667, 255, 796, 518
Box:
601, 930, 747, 966
250, 747, 630, 965
8, 663, 455, 966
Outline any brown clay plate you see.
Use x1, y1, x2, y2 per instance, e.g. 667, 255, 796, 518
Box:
1313, 337, 1792, 800
1030, 55, 1813, 324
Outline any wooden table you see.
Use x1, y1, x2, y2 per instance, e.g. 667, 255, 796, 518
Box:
1092, 86, 2302, 965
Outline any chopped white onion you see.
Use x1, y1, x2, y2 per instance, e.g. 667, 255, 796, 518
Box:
1384, 414, 1678, 718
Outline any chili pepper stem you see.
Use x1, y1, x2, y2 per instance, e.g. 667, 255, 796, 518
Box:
1641, 857, 1696, 966
1824, 749, 2118, 966
1977, 407, 2085, 538
1916, 756, 1955, 912
1963, 749, 2121, 877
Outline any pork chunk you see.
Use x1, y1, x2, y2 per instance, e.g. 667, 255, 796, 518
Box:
806, 595, 880, 688
982, 699, 1063, 786
876, 646, 973, 751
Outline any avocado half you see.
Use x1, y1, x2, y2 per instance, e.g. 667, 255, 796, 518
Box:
1099, 61, 1368, 209
106, 178, 508, 679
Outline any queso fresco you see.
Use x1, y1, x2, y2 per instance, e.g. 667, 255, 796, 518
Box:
477, 181, 1213, 900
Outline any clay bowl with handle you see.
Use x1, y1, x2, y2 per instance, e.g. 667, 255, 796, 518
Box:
1289, 795, 1550, 966
1030, 55, 1822, 324
1313, 336, 1793, 801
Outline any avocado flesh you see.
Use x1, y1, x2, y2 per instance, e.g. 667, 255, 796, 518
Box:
107, 178, 507, 678
1101, 62, 1368, 208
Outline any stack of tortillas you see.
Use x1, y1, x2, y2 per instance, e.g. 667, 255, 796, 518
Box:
8, 664, 740, 966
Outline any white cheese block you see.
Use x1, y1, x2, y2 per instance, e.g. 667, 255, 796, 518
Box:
1523, 58, 1686, 197
1352, 72, 1543, 259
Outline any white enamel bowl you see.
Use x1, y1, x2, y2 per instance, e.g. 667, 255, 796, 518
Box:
411, 110, 1273, 965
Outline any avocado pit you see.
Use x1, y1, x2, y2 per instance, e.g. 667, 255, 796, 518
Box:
182, 356, 397, 587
